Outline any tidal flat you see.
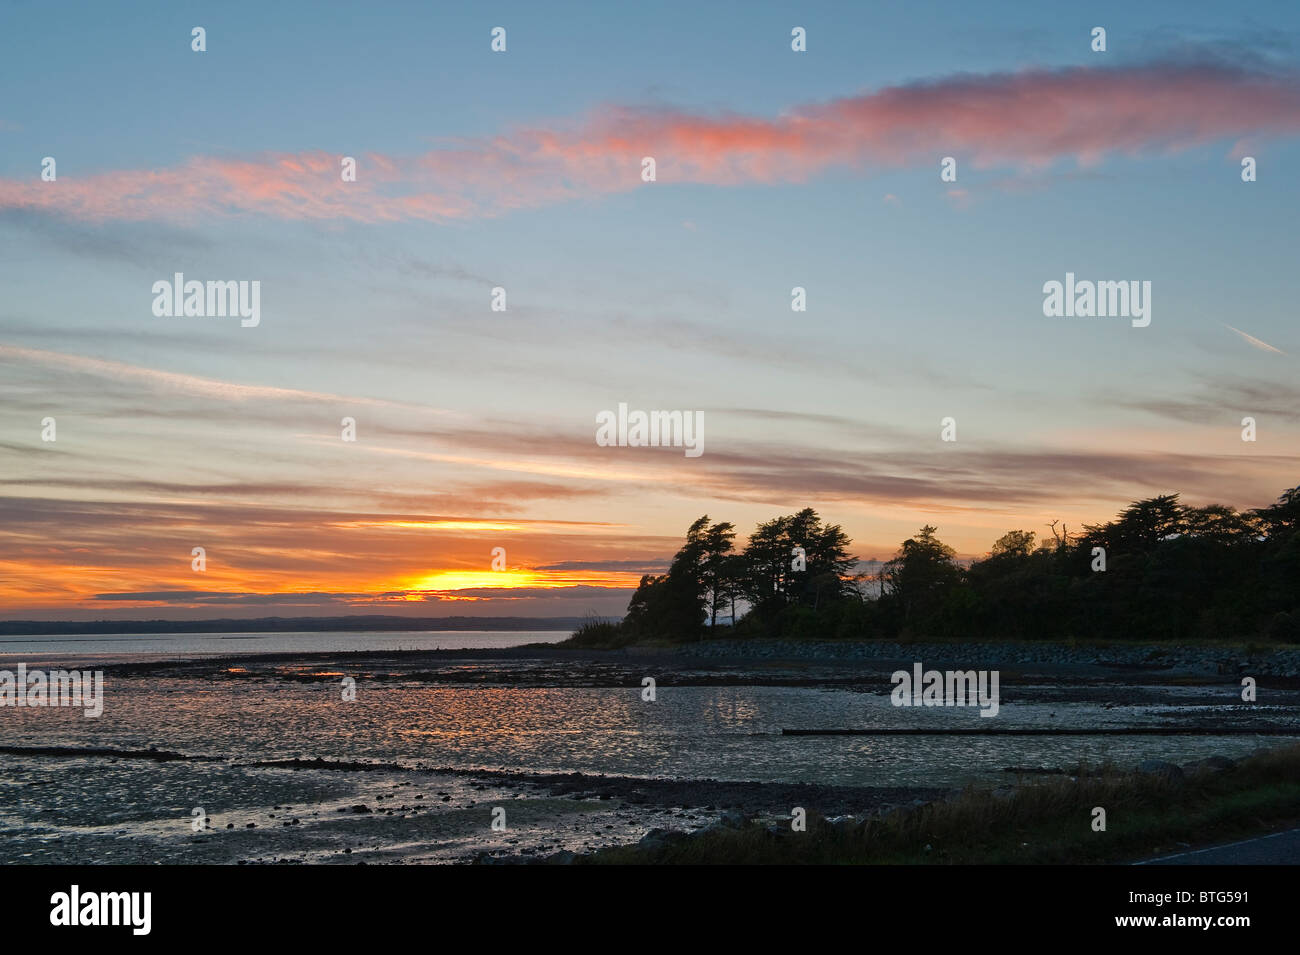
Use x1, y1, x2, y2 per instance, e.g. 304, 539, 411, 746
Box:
2, 641, 1296, 864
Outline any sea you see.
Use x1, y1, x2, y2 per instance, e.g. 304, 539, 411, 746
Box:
1, 631, 1296, 863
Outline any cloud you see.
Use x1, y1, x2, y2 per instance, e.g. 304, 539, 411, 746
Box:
1114, 374, 1300, 424
535, 559, 669, 574
688, 441, 1300, 511
0, 343, 423, 409
4, 59, 1300, 224
83, 585, 635, 609
0, 209, 215, 266
1223, 323, 1287, 354
88, 590, 356, 604
0, 441, 64, 456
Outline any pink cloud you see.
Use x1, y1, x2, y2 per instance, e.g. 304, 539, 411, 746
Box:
4, 60, 1299, 224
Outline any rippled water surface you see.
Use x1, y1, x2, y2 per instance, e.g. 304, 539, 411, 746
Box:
4, 641, 1298, 863
0, 630, 567, 660
5, 678, 1292, 788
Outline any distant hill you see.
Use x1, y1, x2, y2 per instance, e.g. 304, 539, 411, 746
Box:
0, 615, 603, 636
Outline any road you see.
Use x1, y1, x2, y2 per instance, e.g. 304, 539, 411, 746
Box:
1136, 827, 1300, 864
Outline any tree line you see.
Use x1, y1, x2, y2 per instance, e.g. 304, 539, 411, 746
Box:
570, 484, 1300, 646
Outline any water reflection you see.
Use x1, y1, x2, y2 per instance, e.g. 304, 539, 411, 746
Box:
5, 679, 1293, 788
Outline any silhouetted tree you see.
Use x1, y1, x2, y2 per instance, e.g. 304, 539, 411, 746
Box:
600, 483, 1300, 646
740, 509, 856, 625
991, 530, 1036, 558
882, 525, 962, 633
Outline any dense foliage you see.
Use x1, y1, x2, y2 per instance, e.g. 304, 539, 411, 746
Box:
580, 484, 1300, 644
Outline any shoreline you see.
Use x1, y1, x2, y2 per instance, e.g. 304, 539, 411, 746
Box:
0, 744, 945, 865
5, 639, 1297, 865
13, 634, 1295, 676
7, 739, 1294, 866
559, 745, 1300, 866
36, 639, 1299, 701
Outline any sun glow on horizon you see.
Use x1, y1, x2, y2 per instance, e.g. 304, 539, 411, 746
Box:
404, 570, 543, 591
397, 567, 645, 593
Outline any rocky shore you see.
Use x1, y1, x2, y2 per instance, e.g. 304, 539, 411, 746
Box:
653, 638, 1300, 678
495, 748, 1295, 865
84, 637, 1300, 685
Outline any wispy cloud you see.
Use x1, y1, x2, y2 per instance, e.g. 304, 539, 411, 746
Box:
4, 59, 1300, 224
1224, 323, 1287, 354
0, 344, 424, 408
1115, 373, 1300, 424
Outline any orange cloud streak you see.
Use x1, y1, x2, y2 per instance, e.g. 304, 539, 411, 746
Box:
4, 60, 1299, 224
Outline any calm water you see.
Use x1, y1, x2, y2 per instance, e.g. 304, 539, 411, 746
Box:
0, 630, 567, 662
3, 677, 1291, 788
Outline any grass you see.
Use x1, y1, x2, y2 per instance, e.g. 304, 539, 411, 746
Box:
887, 633, 1299, 651
579, 745, 1300, 864
558, 615, 634, 649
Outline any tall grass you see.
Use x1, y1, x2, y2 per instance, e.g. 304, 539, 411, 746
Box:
560, 614, 630, 648
582, 745, 1300, 864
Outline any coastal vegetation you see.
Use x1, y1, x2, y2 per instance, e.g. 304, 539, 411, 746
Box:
578, 744, 1300, 865
566, 484, 1300, 646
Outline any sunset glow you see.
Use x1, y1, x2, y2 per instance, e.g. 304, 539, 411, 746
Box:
1, 3, 1297, 622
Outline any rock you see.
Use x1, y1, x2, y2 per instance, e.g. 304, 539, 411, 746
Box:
637, 828, 687, 851
479, 853, 523, 865
720, 808, 749, 829
350, 804, 372, 814
1136, 759, 1184, 780
827, 815, 860, 836
1185, 755, 1235, 773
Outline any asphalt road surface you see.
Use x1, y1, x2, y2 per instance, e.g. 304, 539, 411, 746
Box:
1136, 828, 1300, 864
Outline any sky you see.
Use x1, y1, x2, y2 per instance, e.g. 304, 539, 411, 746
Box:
1, 0, 1298, 621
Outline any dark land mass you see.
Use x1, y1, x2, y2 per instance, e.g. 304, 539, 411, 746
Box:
0, 615, 591, 636
557, 745, 1300, 866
